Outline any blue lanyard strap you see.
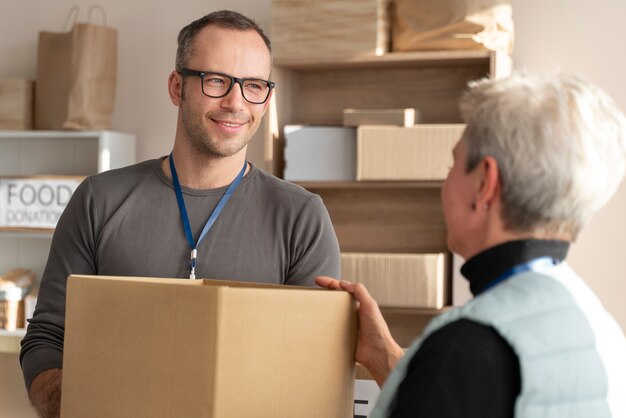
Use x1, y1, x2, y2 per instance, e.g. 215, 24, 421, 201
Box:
169, 153, 247, 279
481, 256, 558, 294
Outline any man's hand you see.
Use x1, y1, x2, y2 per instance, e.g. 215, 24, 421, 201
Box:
315, 276, 404, 387
28, 368, 62, 418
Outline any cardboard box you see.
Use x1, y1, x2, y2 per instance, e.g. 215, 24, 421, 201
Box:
357, 125, 465, 180
0, 79, 34, 130
271, 0, 390, 62
284, 125, 356, 181
343, 108, 418, 127
61, 275, 357, 418
341, 252, 448, 308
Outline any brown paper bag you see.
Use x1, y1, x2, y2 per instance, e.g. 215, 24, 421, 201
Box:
35, 6, 117, 130
391, 0, 514, 53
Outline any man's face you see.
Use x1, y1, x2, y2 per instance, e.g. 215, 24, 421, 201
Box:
179, 26, 272, 158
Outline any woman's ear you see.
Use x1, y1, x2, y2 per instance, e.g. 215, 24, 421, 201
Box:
168, 71, 183, 106
475, 156, 500, 209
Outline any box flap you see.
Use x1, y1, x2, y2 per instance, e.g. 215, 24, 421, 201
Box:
61, 275, 220, 417
214, 286, 357, 417
200, 277, 320, 291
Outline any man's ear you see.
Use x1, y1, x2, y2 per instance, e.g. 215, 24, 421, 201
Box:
261, 89, 274, 114
476, 156, 500, 208
168, 71, 183, 106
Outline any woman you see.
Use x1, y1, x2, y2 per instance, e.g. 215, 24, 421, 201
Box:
317, 71, 626, 417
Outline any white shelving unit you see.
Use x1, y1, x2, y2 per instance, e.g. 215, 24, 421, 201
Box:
0, 130, 135, 177
0, 329, 25, 354
0, 130, 136, 350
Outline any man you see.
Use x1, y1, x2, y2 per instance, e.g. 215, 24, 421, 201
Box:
21, 10, 340, 417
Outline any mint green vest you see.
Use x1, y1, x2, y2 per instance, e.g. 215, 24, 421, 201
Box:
371, 263, 626, 417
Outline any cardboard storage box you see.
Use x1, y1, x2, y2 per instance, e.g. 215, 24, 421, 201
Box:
271, 0, 390, 62
357, 124, 465, 180
343, 108, 418, 127
341, 252, 448, 308
0, 79, 34, 130
284, 125, 356, 181
61, 275, 357, 418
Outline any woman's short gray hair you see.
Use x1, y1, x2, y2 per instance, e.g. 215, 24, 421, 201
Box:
460, 71, 626, 239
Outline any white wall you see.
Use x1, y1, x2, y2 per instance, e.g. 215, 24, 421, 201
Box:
511, 0, 626, 330
1, 1, 626, 416
0, 0, 271, 164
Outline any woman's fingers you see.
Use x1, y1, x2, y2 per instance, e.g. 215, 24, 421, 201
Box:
315, 276, 342, 290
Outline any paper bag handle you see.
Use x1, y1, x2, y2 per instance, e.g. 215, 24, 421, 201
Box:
62, 6, 80, 31
61, 4, 107, 31
88, 4, 107, 26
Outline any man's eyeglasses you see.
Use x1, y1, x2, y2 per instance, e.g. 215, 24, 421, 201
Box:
178, 68, 275, 104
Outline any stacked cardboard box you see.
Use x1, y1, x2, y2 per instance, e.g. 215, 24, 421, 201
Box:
341, 252, 448, 309
284, 125, 356, 181
271, 0, 390, 62
343, 108, 418, 127
357, 124, 465, 180
0, 79, 34, 130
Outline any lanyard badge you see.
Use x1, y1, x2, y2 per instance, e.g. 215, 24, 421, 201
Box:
169, 153, 247, 279
481, 256, 558, 294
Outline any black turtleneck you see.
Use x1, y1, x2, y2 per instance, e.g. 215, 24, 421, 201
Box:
388, 239, 569, 418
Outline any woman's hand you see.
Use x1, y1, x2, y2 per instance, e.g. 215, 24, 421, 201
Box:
315, 276, 404, 387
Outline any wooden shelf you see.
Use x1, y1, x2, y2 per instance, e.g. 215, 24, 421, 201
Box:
381, 307, 453, 348
267, 50, 509, 347
295, 180, 444, 190
265, 50, 510, 175
0, 328, 26, 354
0, 228, 54, 239
380, 306, 451, 316
359, 308, 456, 376
0, 227, 54, 234
302, 183, 448, 253
275, 50, 494, 70
0, 130, 129, 140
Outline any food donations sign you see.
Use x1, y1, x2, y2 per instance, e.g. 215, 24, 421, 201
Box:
0, 177, 82, 229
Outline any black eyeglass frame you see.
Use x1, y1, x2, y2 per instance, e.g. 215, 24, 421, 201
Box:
178, 68, 275, 104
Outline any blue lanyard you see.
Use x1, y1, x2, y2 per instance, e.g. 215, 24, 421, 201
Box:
481, 256, 559, 294
169, 153, 247, 279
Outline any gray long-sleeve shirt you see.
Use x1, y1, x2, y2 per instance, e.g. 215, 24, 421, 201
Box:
20, 158, 341, 389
